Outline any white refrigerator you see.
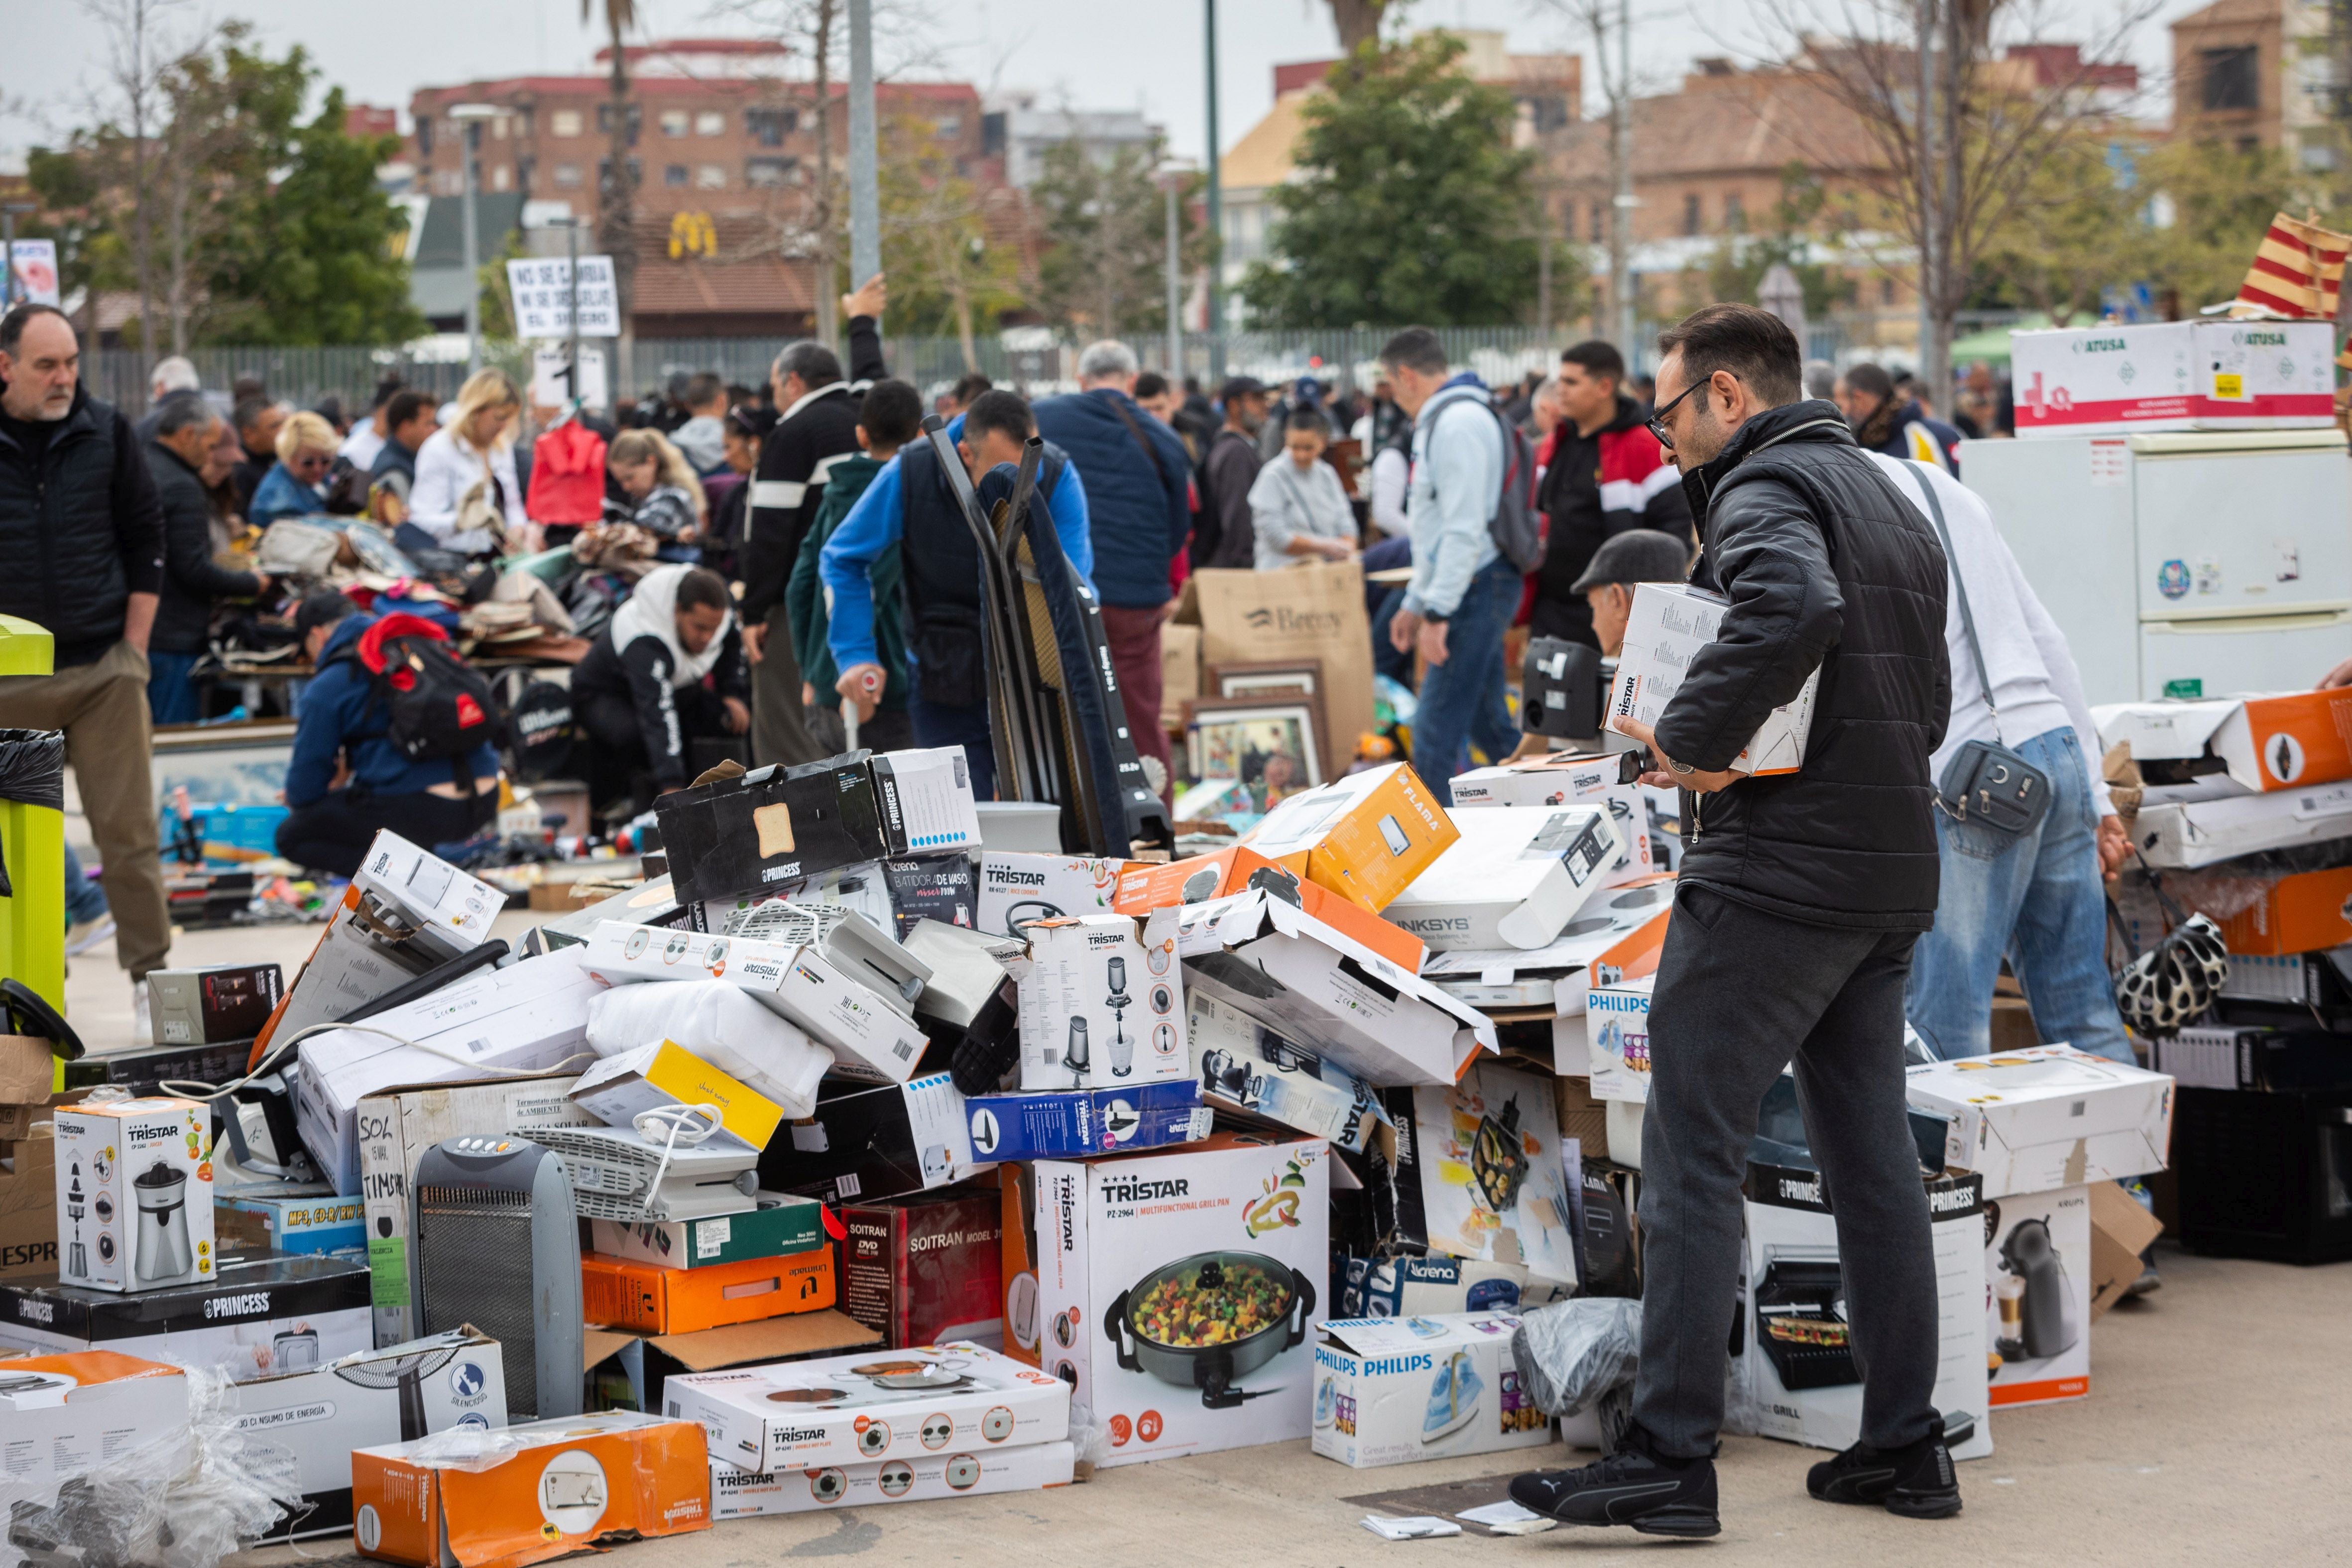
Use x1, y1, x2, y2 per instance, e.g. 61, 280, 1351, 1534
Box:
1959, 429, 2352, 706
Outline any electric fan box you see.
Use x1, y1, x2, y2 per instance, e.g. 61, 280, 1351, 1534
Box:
1033, 1135, 1330, 1469
0, 1252, 371, 1378
1446, 751, 1654, 889
1187, 992, 1387, 1156
1981, 1184, 2093, 1408
1381, 805, 1618, 952
51, 1095, 215, 1292
662, 1338, 1070, 1473
1406, 1061, 1581, 1290
708, 1438, 1076, 1517
1012, 911, 1186, 1091
978, 851, 1131, 937
1608, 583, 1821, 775
1903, 1046, 2174, 1199
1310, 1311, 1551, 1468
1738, 1163, 1995, 1458
1240, 762, 1459, 914
236, 1326, 508, 1543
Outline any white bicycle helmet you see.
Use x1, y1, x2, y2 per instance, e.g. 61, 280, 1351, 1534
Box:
2114, 911, 2228, 1038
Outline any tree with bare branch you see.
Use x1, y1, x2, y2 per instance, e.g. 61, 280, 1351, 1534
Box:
584, 0, 639, 391
1328, 0, 1392, 53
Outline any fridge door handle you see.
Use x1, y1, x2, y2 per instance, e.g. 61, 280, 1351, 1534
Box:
2140, 608, 2352, 633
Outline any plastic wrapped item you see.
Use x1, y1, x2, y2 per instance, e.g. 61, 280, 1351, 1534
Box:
0, 726, 65, 899
1511, 1297, 1642, 1418
584, 978, 829, 1116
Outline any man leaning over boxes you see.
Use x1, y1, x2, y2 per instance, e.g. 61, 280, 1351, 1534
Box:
1511, 305, 1957, 1538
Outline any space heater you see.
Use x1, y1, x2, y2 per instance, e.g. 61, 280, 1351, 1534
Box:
411, 1137, 582, 1421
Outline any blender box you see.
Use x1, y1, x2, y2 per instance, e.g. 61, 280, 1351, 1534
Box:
708, 1437, 1075, 1517
582, 1246, 836, 1335
1113, 847, 1424, 972
2010, 319, 2336, 434
1984, 1185, 2092, 1407
1187, 992, 1386, 1155
759, 1074, 984, 1208
217, 1192, 367, 1258
51, 1096, 214, 1292
1447, 751, 1654, 888
979, 851, 1130, 937
0, 1252, 371, 1378
1408, 1062, 1580, 1289
965, 1082, 1210, 1162
1739, 1164, 1994, 1457
1013, 911, 1185, 1091
1382, 805, 1617, 951
1034, 1135, 1330, 1467
2095, 691, 2352, 795
1904, 1046, 2174, 1199
1609, 583, 1820, 775
1241, 762, 1459, 913
589, 1192, 826, 1271
568, 1041, 784, 1153
1310, 1312, 1551, 1467
662, 1339, 1069, 1472
145, 962, 283, 1046
0, 1350, 191, 1519
836, 1188, 1005, 1349
350, 1410, 711, 1568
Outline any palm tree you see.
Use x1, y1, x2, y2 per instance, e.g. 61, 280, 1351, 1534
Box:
585, 0, 638, 391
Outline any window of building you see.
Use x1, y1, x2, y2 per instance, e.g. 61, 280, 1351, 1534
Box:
597, 103, 642, 144
664, 163, 688, 186
417, 117, 435, 156
598, 156, 643, 190
1589, 202, 1605, 242
660, 109, 689, 138
1881, 275, 1896, 306
1724, 191, 1745, 231
1682, 193, 1702, 236
696, 111, 724, 136
745, 108, 796, 146
746, 155, 798, 186
697, 163, 726, 188
516, 155, 535, 193
935, 115, 962, 138
551, 110, 583, 138
554, 162, 583, 188
490, 164, 512, 192
2203, 45, 2260, 111
491, 115, 509, 141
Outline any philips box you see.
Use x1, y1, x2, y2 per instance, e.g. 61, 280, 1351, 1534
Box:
1014, 912, 1185, 1091
1609, 582, 1820, 775
708, 1439, 1075, 1517
978, 852, 1129, 937
965, 1082, 1211, 1162
1311, 1311, 1551, 1467
1904, 1046, 2173, 1199
2010, 319, 2335, 435
0, 1252, 371, 1378
1586, 974, 1655, 1103
1187, 991, 1386, 1154
1446, 751, 1654, 888
1984, 1185, 2093, 1407
52, 1096, 215, 1292
1383, 805, 1617, 951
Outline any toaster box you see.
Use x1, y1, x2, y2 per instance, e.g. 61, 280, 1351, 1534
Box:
1381, 805, 1617, 952
583, 1247, 836, 1336
653, 755, 892, 905
1013, 911, 1185, 1092
708, 1438, 1075, 1517
836, 1188, 1005, 1350
1034, 1135, 1330, 1467
979, 852, 1130, 937
1241, 762, 1458, 914
51, 1096, 214, 1292
1609, 582, 1820, 775
1187, 993, 1386, 1155
145, 962, 284, 1046
1445, 752, 1655, 889
1311, 1311, 1552, 1468
663, 1339, 1069, 1472
1405, 1062, 1579, 1290
0, 1252, 371, 1378
1983, 1185, 2092, 1409
588, 1193, 827, 1271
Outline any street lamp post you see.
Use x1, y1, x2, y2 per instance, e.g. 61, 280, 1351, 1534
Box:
846, 0, 881, 293
1158, 166, 1194, 384
451, 103, 501, 376
1203, 0, 1224, 378
0, 202, 36, 312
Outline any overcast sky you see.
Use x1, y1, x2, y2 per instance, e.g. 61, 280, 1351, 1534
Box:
6, 0, 2210, 171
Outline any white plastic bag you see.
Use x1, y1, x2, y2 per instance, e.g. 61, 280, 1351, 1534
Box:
585, 979, 830, 1116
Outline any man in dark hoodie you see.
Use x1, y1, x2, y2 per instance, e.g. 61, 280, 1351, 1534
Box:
144, 392, 268, 723
1529, 340, 1693, 648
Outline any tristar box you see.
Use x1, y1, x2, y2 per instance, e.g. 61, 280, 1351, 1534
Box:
350, 1411, 711, 1568
979, 852, 1130, 937
1113, 847, 1424, 972
1014, 912, 1184, 1091
866, 747, 985, 857
1241, 762, 1459, 913
569, 1040, 784, 1152
589, 1193, 827, 1271
1336, 1255, 1545, 1318
1585, 974, 1655, 1103
217, 1192, 366, 1258
653, 755, 892, 905
1610, 582, 1820, 775
0, 1351, 190, 1519
234, 1327, 508, 1542
298, 950, 602, 1198
965, 1083, 1210, 1162
2216, 864, 2352, 956
2129, 776, 2352, 868
1410, 1063, 1579, 1288
1034, 1136, 1328, 1467
2010, 318, 2336, 434
708, 1438, 1075, 1517
1904, 1046, 2173, 1199
146, 962, 283, 1046
356, 1071, 595, 1345
1446, 751, 1654, 888
759, 1074, 984, 1207
662, 1339, 1068, 1472
836, 1188, 1005, 1349
583, 1247, 836, 1335
0, 1130, 60, 1282
52, 1096, 214, 1291
1382, 805, 1617, 951
1738, 1164, 1994, 1458
2095, 692, 2352, 795
0, 1253, 370, 1377
1186, 992, 1386, 1154
1311, 1311, 1550, 1467
1176, 891, 1497, 1087
1984, 1185, 2092, 1407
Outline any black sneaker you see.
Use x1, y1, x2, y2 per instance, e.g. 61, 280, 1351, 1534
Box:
1806, 1418, 1962, 1519
1509, 1426, 1720, 1538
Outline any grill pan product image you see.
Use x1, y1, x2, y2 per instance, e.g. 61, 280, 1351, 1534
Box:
1753, 1248, 1860, 1391
1105, 1250, 1316, 1409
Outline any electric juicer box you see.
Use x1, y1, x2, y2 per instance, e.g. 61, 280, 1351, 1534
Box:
1609, 582, 1820, 775
1310, 1311, 1551, 1468
1904, 1046, 2173, 1199
979, 851, 1131, 937
1033, 1135, 1330, 1467
1983, 1185, 2093, 1408
1737, 1163, 1994, 1459
2094, 690, 2352, 795
663, 1339, 1069, 1472
1013, 910, 1185, 1091
759, 1073, 986, 1208
1241, 762, 1459, 913
1407, 1061, 1581, 1289
0, 1350, 191, 1520
1187, 992, 1387, 1155
2009, 318, 2337, 434
588, 1192, 827, 1271
1446, 751, 1655, 888
1381, 805, 1618, 952
965, 1082, 1210, 1162
709, 1438, 1076, 1517
0, 1252, 371, 1379
836, 1187, 1006, 1349
144, 961, 284, 1046
51, 1095, 214, 1292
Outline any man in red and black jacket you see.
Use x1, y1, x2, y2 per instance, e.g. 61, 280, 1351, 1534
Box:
1530, 340, 1693, 648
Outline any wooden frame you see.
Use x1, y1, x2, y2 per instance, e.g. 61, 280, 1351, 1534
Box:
1207, 657, 1325, 704
1184, 693, 1328, 797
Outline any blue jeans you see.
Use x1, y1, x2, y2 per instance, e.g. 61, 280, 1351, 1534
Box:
1905, 725, 2134, 1065
908, 692, 997, 804
146, 651, 201, 725
1405, 555, 1523, 806
62, 842, 109, 926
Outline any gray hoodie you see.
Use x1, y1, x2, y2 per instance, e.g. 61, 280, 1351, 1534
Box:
672, 414, 727, 476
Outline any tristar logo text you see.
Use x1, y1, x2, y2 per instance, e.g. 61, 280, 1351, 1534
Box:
1100, 1177, 1188, 1205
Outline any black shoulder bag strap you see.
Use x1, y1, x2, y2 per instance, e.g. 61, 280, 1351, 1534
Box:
1107, 396, 1178, 500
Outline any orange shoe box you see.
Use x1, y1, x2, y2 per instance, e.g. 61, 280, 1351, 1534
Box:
2216, 864, 2352, 955
1113, 844, 1427, 972
582, 1247, 836, 1336
351, 1412, 710, 1568
1240, 762, 1458, 913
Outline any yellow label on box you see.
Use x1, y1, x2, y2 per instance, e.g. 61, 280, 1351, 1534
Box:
2213, 371, 2245, 400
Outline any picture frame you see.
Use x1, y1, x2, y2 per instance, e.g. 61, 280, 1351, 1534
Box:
1185, 694, 1326, 803
1208, 658, 1324, 704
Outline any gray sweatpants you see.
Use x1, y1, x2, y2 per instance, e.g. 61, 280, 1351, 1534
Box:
1632, 881, 1940, 1459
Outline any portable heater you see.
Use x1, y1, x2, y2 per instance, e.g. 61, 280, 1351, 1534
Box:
411, 1137, 582, 1421
517, 1124, 759, 1221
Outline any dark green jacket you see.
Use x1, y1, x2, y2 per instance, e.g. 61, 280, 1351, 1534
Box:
787, 452, 908, 712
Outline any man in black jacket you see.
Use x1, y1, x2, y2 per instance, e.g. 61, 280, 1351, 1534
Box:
1511, 305, 1955, 1537
145, 392, 268, 723
0, 304, 174, 1022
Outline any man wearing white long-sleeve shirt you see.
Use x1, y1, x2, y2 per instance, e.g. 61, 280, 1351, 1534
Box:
1874, 451, 2135, 1066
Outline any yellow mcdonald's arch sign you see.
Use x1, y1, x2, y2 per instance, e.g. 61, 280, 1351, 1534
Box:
668, 211, 717, 259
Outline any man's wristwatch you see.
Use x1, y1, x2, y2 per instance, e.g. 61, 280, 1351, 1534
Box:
1422, 611, 1448, 625
1667, 757, 1696, 777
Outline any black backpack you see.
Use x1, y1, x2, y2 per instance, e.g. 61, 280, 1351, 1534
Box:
337, 623, 506, 792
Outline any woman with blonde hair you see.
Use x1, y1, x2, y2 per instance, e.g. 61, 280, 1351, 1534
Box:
605, 428, 707, 560
248, 410, 340, 527
408, 367, 529, 555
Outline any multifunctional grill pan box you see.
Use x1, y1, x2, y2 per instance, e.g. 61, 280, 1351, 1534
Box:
1105, 1248, 1316, 1410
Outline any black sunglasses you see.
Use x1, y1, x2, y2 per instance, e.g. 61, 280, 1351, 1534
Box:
1646, 377, 1708, 449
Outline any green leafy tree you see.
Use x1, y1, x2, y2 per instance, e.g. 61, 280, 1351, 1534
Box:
1972, 133, 2148, 326
1030, 134, 1205, 341
1702, 164, 1857, 320
2133, 137, 2312, 315
1242, 32, 1540, 328
878, 116, 1025, 371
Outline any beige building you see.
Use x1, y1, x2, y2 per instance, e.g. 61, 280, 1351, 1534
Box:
2169, 0, 2336, 168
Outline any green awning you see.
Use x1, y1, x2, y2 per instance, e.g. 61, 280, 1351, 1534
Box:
1947, 314, 2053, 364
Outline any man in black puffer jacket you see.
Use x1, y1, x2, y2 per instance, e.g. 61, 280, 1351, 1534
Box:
1511, 306, 1955, 1539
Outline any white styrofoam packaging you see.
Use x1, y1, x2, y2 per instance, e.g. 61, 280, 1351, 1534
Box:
2010, 319, 2336, 435
1585, 974, 1655, 1104
708, 1439, 1076, 1518
1903, 1046, 2173, 1199
976, 853, 1129, 937
1035, 1136, 1328, 1467
1445, 752, 1654, 888
1411, 1062, 1580, 1289
1739, 1163, 1994, 1459
662, 1339, 1069, 1472
1014, 911, 1185, 1091
1608, 582, 1821, 775
52, 1097, 215, 1292
1983, 1185, 2092, 1408
1382, 805, 1617, 951
1311, 1312, 1552, 1468
1187, 992, 1386, 1154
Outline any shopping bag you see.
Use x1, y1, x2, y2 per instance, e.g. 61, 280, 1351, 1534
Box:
1183, 562, 1373, 781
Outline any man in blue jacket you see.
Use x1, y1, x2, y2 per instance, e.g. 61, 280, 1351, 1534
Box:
1033, 341, 1190, 799
274, 593, 503, 877
820, 390, 1090, 803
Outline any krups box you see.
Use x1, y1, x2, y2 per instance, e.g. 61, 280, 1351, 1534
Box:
836, 1188, 1005, 1349
1984, 1185, 2093, 1408
0, 1252, 371, 1376
146, 962, 284, 1046
51, 1096, 215, 1292
1014, 912, 1186, 1091
1609, 583, 1820, 775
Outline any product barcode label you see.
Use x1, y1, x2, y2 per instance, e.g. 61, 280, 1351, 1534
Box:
835, 1173, 862, 1199
894, 1041, 913, 1060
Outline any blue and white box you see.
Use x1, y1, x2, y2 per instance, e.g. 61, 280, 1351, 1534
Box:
965, 1083, 1211, 1162
1310, 1311, 1554, 1468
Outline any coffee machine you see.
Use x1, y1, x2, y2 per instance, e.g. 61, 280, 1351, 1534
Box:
1996, 1214, 2078, 1361
134, 1163, 196, 1284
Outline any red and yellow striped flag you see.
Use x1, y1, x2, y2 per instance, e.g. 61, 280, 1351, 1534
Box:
2237, 211, 2351, 320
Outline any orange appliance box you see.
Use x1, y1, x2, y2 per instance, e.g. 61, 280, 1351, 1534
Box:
1240, 762, 1459, 913
997, 1165, 1041, 1369
582, 1247, 835, 1336
2099, 690, 2352, 794
1114, 845, 1426, 972
352, 1412, 709, 1568
2217, 864, 2352, 955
